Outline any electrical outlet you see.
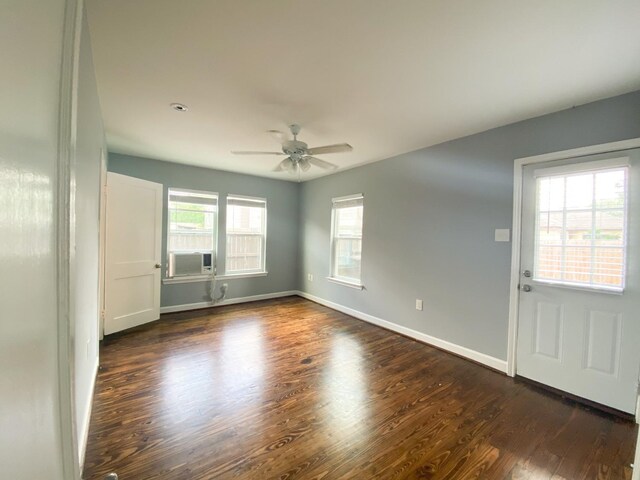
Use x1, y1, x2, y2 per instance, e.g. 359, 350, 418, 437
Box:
308, 273, 313, 282
415, 299, 423, 311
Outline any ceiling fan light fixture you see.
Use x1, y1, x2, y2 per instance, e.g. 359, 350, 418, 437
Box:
300, 158, 311, 172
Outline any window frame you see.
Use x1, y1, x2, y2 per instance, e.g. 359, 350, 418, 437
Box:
225, 194, 268, 275
532, 158, 629, 293
166, 187, 218, 279
329, 193, 364, 289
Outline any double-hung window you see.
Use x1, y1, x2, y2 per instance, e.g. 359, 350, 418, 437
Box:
226, 195, 267, 274
330, 194, 364, 287
167, 188, 218, 276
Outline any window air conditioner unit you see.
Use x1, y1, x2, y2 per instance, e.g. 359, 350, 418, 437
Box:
168, 252, 213, 277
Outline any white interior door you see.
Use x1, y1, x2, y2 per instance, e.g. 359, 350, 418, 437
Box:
105, 172, 163, 335
517, 149, 640, 414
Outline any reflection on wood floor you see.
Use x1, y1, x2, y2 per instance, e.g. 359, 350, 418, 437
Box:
83, 297, 637, 479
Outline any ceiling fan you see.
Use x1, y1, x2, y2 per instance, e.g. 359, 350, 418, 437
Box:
231, 124, 352, 176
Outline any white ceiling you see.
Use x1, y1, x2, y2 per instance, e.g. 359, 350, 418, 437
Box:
86, 0, 640, 181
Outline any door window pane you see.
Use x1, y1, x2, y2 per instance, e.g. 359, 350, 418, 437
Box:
534, 167, 627, 290
538, 176, 565, 211
594, 210, 624, 247
565, 174, 593, 209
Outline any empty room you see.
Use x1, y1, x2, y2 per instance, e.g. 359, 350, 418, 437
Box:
2, 1, 640, 479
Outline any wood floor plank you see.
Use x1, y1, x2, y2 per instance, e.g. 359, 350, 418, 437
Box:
83, 297, 638, 479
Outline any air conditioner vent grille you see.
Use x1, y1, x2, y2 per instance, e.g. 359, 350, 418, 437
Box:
168, 252, 213, 277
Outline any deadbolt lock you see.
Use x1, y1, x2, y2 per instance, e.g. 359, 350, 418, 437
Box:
523, 270, 532, 277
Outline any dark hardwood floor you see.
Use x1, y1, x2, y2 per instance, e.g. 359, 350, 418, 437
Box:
83, 297, 637, 479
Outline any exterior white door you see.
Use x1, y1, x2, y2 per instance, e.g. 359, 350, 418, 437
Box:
517, 149, 640, 414
105, 172, 163, 335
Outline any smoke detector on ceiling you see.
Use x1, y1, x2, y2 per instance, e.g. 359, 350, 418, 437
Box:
170, 103, 188, 112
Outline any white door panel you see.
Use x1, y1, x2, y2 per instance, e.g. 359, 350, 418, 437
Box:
517, 149, 640, 414
532, 300, 563, 361
105, 173, 162, 335
584, 309, 621, 375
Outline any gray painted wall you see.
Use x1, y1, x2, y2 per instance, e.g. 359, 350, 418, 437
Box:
108, 154, 300, 307
0, 0, 70, 477
74, 11, 105, 459
298, 90, 640, 361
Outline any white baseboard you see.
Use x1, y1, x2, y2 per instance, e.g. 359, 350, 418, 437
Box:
633, 426, 640, 480
296, 291, 508, 374
78, 358, 99, 471
159, 290, 298, 314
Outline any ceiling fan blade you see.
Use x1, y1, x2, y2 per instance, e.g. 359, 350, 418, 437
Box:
307, 143, 353, 155
273, 158, 293, 172
231, 150, 285, 155
306, 156, 338, 170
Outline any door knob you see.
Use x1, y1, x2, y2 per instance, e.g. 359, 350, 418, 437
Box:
105, 474, 118, 480
521, 284, 532, 292
155, 263, 162, 269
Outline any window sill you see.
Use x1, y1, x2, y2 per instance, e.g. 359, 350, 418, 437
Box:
163, 275, 211, 285
217, 272, 268, 280
327, 277, 364, 290
163, 272, 268, 285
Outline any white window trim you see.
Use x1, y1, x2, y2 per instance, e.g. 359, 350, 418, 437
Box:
327, 276, 364, 290
332, 193, 364, 203
532, 159, 629, 293
166, 187, 218, 279
329, 193, 364, 287
225, 193, 267, 203
218, 271, 268, 280
533, 156, 630, 177
225, 194, 267, 275
531, 279, 623, 295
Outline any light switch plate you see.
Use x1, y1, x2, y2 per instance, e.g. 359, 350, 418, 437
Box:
495, 229, 510, 242
415, 299, 423, 311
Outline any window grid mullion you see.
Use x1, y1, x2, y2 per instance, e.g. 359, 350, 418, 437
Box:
589, 173, 597, 287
